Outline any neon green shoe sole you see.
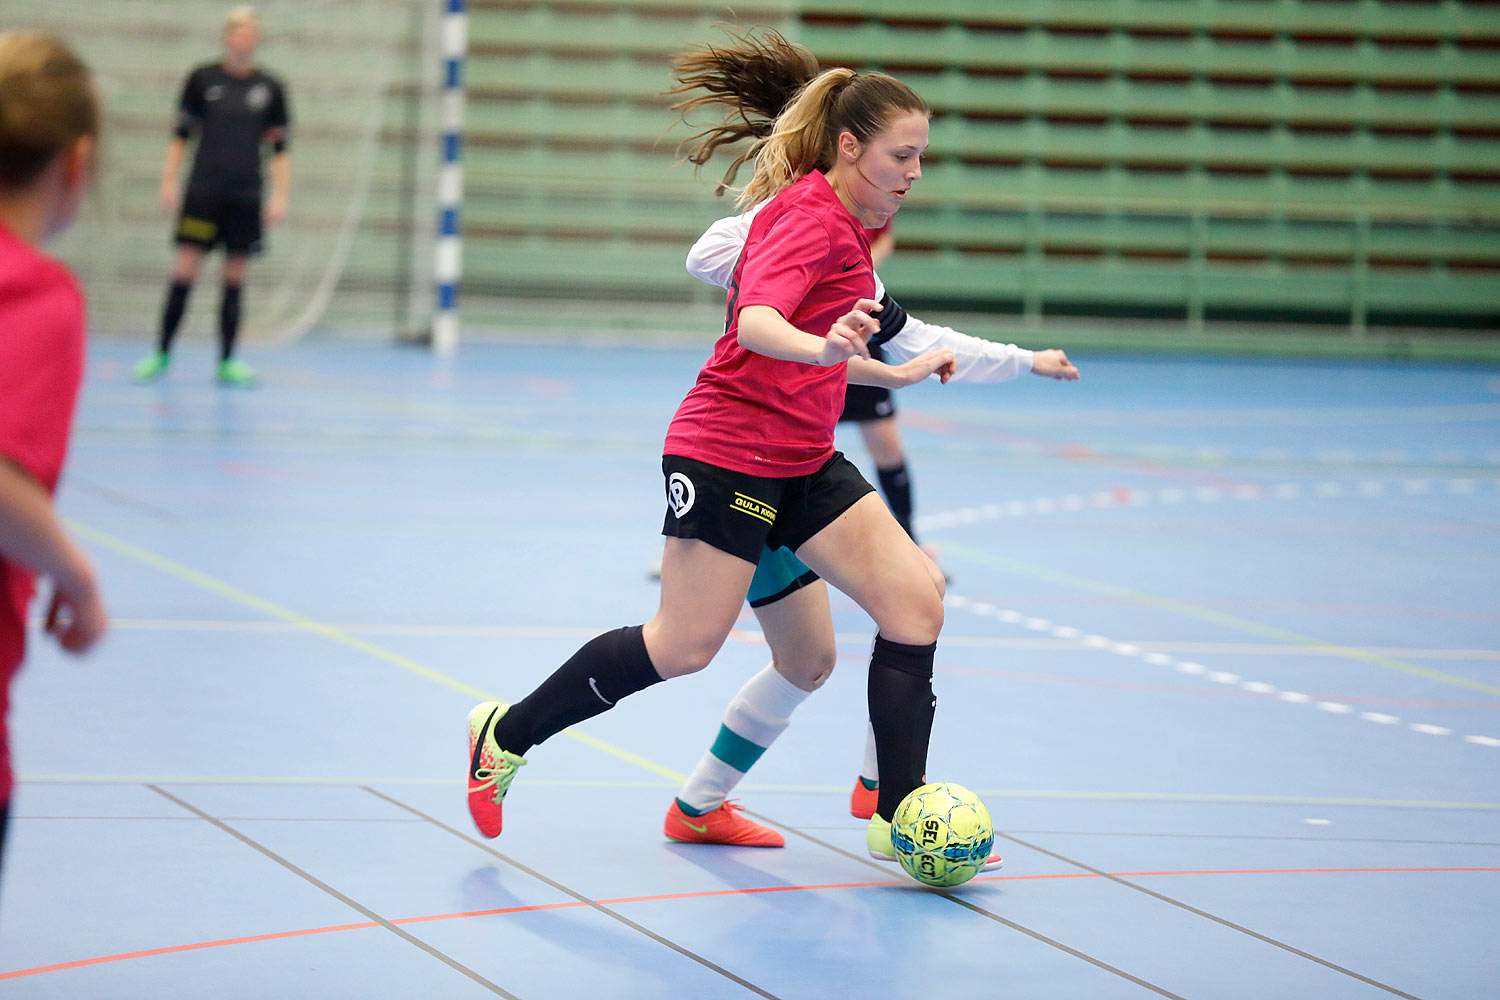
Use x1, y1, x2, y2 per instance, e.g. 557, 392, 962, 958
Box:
866, 813, 896, 861
868, 811, 1005, 872
132, 352, 170, 382
216, 358, 257, 387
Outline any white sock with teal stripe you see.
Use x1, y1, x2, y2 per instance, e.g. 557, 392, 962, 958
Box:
677, 662, 810, 816
859, 720, 879, 789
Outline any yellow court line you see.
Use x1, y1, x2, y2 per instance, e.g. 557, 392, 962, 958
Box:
942, 541, 1500, 697
42, 618, 1500, 662
66, 520, 688, 784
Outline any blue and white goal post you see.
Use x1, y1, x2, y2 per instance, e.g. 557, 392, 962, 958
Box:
433, 0, 466, 355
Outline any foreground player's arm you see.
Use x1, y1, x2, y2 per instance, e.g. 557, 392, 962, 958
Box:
689, 211, 1076, 382
737, 303, 880, 366
847, 350, 955, 388
878, 299, 1079, 383
0, 459, 105, 653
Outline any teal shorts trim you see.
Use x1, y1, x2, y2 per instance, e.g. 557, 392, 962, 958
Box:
747, 545, 820, 608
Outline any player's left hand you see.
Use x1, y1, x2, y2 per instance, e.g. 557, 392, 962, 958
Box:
895, 350, 957, 385
265, 195, 288, 226
1031, 349, 1079, 381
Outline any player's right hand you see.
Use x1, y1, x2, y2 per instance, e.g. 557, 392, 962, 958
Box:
159, 179, 179, 216
45, 573, 107, 655
821, 298, 883, 366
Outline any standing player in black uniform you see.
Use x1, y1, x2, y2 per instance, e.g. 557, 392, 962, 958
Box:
133, 6, 290, 387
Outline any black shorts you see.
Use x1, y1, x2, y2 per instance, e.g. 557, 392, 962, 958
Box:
661, 453, 876, 564
839, 343, 896, 423
840, 383, 896, 423
175, 186, 263, 255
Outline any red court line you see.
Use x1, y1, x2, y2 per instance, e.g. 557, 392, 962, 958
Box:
5, 866, 1495, 981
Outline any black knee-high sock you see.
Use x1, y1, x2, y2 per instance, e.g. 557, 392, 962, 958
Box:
877, 463, 915, 539
157, 280, 192, 353
491, 625, 662, 756
868, 634, 937, 821
219, 283, 243, 362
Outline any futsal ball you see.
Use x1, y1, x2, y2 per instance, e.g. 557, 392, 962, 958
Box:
890, 782, 994, 888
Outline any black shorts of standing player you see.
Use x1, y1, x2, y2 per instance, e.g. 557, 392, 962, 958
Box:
838, 343, 896, 423
175, 186, 264, 256
661, 453, 876, 564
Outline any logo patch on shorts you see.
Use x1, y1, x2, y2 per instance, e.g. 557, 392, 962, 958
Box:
731, 492, 777, 526
178, 216, 217, 241
667, 472, 695, 518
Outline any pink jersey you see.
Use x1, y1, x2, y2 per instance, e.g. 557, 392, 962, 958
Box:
664, 171, 875, 476
0, 220, 86, 803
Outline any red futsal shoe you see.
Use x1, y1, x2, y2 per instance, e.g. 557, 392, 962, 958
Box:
467, 702, 526, 838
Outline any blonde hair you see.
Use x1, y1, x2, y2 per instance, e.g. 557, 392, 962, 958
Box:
225, 6, 260, 32
0, 31, 99, 189
669, 27, 927, 209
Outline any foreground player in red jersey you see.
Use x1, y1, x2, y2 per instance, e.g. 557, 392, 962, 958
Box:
468, 40, 953, 862
656, 30, 1077, 858
0, 31, 109, 886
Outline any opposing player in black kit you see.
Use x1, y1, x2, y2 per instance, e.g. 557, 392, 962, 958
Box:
133, 6, 290, 387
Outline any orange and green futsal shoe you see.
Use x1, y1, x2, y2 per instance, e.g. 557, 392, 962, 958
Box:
850, 776, 879, 819
664, 799, 785, 847
467, 702, 526, 838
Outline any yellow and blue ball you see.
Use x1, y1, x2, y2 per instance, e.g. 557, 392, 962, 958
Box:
890, 782, 994, 888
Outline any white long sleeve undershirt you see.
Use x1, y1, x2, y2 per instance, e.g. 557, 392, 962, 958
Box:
686, 204, 1033, 383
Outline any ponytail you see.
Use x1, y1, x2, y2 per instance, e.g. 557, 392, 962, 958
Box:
740, 67, 853, 208
669, 28, 928, 209
668, 27, 819, 203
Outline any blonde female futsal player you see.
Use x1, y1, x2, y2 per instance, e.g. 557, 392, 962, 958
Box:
655, 30, 1078, 856
0, 31, 108, 883
467, 47, 952, 862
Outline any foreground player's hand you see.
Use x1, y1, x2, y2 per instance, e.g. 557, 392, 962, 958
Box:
821, 298, 883, 366
265, 194, 288, 226
45, 572, 107, 655
895, 350, 957, 386
1031, 349, 1079, 381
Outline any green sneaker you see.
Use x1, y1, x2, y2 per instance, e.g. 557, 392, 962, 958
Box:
467, 702, 527, 838
867, 811, 1005, 872
866, 813, 896, 861
216, 357, 257, 387
131, 351, 170, 383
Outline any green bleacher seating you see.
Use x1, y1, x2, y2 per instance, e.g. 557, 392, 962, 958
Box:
462, 0, 1499, 334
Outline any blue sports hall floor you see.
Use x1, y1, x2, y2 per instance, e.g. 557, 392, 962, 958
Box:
3, 335, 1497, 998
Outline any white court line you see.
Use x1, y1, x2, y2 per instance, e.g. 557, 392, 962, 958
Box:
917, 477, 1500, 534
944, 593, 1498, 748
